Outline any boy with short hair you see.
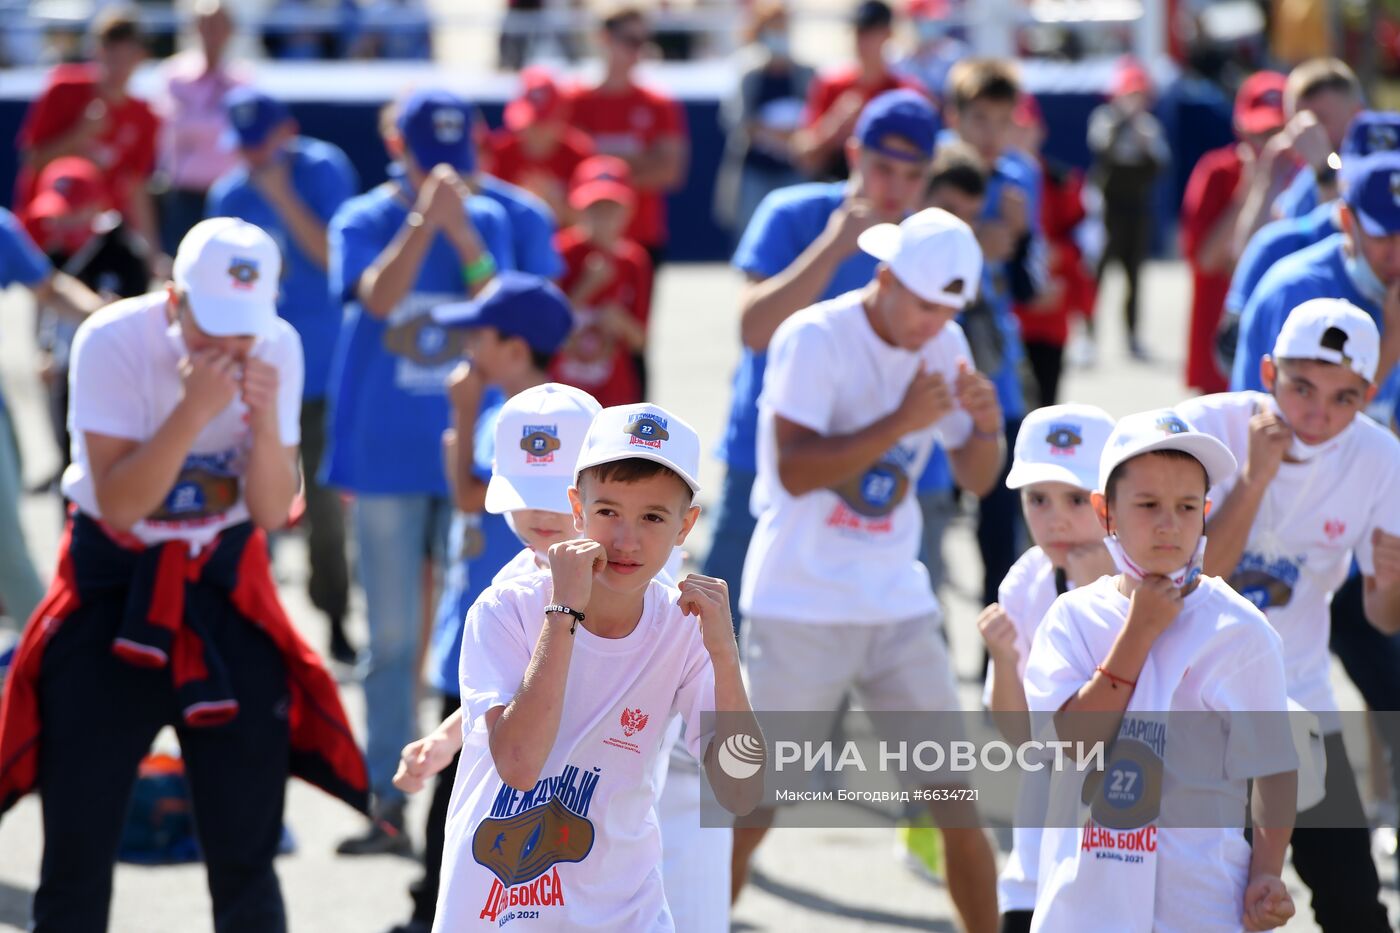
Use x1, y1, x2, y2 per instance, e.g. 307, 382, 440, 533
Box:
1024, 408, 1298, 933
433, 403, 762, 928
976, 403, 1116, 933
1181, 298, 1400, 931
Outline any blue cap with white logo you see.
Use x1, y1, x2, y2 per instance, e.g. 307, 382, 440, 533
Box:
223, 87, 292, 150
432, 271, 573, 354
1342, 111, 1400, 159
1342, 150, 1400, 237
854, 90, 939, 163
397, 89, 476, 173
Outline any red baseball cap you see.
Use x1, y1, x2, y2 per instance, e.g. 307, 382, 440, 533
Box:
569, 155, 636, 211
1112, 58, 1152, 99
1234, 71, 1287, 136
906, 0, 949, 18
505, 67, 567, 132
27, 157, 106, 221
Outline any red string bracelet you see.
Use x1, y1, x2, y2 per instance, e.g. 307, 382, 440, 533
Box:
1095, 665, 1137, 690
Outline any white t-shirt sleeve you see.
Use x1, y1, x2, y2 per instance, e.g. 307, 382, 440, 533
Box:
1023, 596, 1095, 716
982, 550, 1038, 707
761, 316, 840, 434
1177, 392, 1252, 503
458, 589, 535, 729
257, 322, 304, 447
1354, 441, 1400, 577
930, 322, 974, 450
671, 626, 717, 762
68, 316, 145, 442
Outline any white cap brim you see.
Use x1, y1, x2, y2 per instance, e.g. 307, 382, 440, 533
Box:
574, 449, 701, 495
1099, 433, 1237, 493
180, 291, 275, 338
484, 473, 574, 515
857, 222, 974, 308
1005, 460, 1096, 491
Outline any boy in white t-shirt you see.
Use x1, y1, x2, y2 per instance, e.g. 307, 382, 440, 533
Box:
432, 403, 763, 930
733, 208, 1003, 932
1024, 408, 1298, 933
1179, 298, 1400, 932
975, 403, 1116, 933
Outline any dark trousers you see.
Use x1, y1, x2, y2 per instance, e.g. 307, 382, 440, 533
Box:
158, 189, 210, 257
300, 399, 349, 624
409, 694, 463, 925
1022, 340, 1064, 407
1289, 730, 1391, 932
1000, 910, 1032, 933
34, 585, 290, 933
1096, 211, 1149, 345
976, 417, 1025, 610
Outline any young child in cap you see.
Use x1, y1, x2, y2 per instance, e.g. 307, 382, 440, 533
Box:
1024, 408, 1297, 933
431, 402, 761, 929
975, 403, 1116, 933
1179, 297, 1400, 931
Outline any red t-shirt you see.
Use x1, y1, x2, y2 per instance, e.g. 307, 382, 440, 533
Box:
1015, 162, 1095, 347
566, 81, 686, 248
549, 227, 652, 408
1180, 144, 1245, 394
802, 65, 924, 129
485, 127, 595, 202
16, 63, 159, 222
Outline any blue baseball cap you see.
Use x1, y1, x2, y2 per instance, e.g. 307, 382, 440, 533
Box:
1342, 110, 1400, 159
223, 88, 291, 150
1342, 151, 1400, 237
854, 90, 939, 162
397, 89, 476, 173
432, 272, 573, 354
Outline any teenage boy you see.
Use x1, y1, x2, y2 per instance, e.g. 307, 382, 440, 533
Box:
707, 88, 939, 623
1181, 298, 1400, 931
732, 207, 1002, 933
0, 218, 367, 932
1024, 408, 1298, 933
326, 88, 515, 853
433, 403, 762, 928
210, 86, 360, 663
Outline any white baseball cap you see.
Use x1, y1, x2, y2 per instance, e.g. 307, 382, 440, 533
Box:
172, 217, 281, 338
1098, 408, 1238, 493
1272, 297, 1381, 383
1006, 403, 1116, 491
573, 403, 702, 495
856, 207, 983, 308
485, 383, 603, 514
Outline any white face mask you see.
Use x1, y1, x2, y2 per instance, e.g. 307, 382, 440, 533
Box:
1103, 534, 1207, 589
758, 30, 790, 58
1344, 243, 1388, 307
1263, 394, 1343, 462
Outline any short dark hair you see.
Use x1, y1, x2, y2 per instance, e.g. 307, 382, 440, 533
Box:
928, 141, 988, 198
92, 5, 142, 45
578, 458, 694, 506
947, 59, 1020, 112
601, 4, 647, 33
1285, 58, 1361, 113
1104, 449, 1207, 503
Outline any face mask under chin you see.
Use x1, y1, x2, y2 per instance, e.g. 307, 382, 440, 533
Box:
1103, 533, 1207, 589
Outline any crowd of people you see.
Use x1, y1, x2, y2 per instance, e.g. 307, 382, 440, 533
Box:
0, 1, 1399, 933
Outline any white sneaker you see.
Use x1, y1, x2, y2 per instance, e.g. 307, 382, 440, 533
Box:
1067, 332, 1097, 368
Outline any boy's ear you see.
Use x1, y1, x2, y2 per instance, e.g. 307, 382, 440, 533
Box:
568, 485, 585, 534
675, 503, 701, 546
1091, 491, 1110, 532
1260, 356, 1277, 392
1204, 498, 1213, 520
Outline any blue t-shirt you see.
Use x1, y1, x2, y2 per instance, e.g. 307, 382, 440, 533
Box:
973, 151, 1035, 423
1225, 201, 1338, 316
478, 174, 563, 279
323, 182, 514, 494
720, 181, 879, 473
428, 389, 523, 693
0, 207, 52, 289
1274, 166, 1320, 221
207, 137, 359, 401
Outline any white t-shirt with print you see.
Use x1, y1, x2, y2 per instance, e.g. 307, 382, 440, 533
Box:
1179, 390, 1400, 730
1024, 575, 1293, 933
740, 290, 975, 624
61, 292, 303, 550
435, 571, 717, 931
982, 546, 1065, 913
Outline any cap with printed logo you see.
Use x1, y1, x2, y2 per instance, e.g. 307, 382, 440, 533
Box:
1341, 110, 1400, 160
569, 155, 636, 211
223, 87, 292, 150
397, 89, 476, 173
172, 217, 281, 338
1098, 408, 1238, 493
505, 67, 568, 132
486, 383, 603, 514
27, 157, 106, 220
574, 403, 702, 495
1233, 71, 1286, 136
1342, 150, 1400, 236
857, 207, 982, 308
432, 271, 574, 354
1272, 297, 1380, 383
1006, 404, 1116, 492
854, 89, 939, 163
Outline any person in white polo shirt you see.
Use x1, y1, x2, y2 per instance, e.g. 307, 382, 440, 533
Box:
0, 218, 368, 932
731, 208, 1002, 932
1180, 297, 1400, 932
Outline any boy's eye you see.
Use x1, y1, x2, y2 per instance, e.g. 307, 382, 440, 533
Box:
644, 513, 664, 523
1070, 494, 1089, 507
595, 508, 616, 518
1028, 493, 1045, 506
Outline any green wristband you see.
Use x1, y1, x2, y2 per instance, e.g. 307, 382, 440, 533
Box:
463, 253, 496, 288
